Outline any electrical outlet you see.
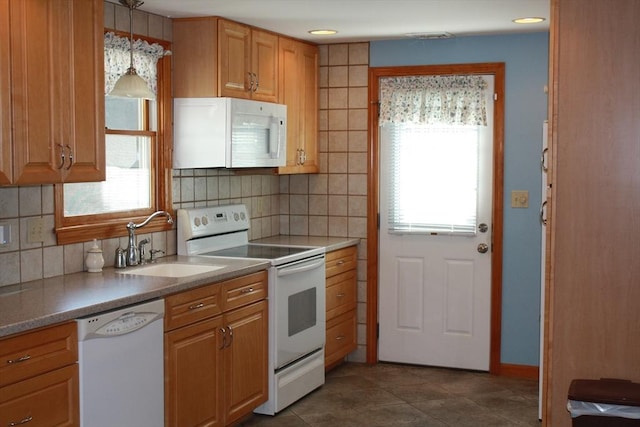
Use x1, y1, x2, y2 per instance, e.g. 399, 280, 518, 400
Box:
27, 217, 44, 243
511, 190, 529, 208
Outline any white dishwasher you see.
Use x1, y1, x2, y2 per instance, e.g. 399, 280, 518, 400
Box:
77, 299, 165, 427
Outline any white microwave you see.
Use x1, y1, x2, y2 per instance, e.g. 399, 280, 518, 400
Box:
173, 97, 287, 169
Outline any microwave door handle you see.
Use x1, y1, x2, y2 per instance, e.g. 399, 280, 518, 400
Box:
269, 117, 279, 159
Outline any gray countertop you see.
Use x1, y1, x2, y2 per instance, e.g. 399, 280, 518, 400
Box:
0, 256, 269, 338
0, 237, 359, 339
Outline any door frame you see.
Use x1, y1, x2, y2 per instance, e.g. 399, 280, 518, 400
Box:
367, 63, 505, 374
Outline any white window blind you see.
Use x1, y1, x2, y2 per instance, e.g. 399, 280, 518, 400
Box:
386, 124, 480, 235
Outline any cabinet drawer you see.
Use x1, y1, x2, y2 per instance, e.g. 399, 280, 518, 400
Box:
165, 283, 223, 331
0, 364, 79, 427
221, 271, 268, 312
325, 246, 357, 278
0, 322, 77, 387
326, 269, 357, 320
325, 309, 357, 367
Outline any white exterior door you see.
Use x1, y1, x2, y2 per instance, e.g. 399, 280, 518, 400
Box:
378, 75, 494, 371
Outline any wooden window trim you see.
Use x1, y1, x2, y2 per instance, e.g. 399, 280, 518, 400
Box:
54, 37, 173, 246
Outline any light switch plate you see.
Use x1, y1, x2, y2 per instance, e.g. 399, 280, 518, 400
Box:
0, 222, 10, 246
511, 190, 529, 208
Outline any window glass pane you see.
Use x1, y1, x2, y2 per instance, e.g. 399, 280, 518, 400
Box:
64, 134, 152, 216
387, 124, 479, 235
105, 96, 143, 130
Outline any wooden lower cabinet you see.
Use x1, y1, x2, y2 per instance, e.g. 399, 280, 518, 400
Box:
0, 364, 79, 427
0, 322, 79, 427
324, 246, 358, 370
223, 300, 268, 425
164, 271, 268, 427
165, 317, 225, 427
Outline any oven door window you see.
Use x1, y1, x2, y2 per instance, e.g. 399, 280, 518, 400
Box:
288, 288, 317, 336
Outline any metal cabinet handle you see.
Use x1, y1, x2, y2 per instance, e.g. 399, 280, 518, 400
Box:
253, 72, 259, 92
227, 325, 233, 348
219, 327, 226, 349
336, 293, 345, 298
8, 415, 33, 426
541, 147, 548, 173
335, 335, 345, 341
188, 302, 205, 310
57, 144, 65, 169
240, 287, 254, 294
65, 144, 73, 170
540, 200, 548, 226
247, 72, 253, 91
7, 354, 31, 364
336, 260, 345, 266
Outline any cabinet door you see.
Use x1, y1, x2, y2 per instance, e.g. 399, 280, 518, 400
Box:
277, 38, 319, 174
299, 41, 319, 172
0, 0, 11, 184
173, 17, 218, 98
278, 37, 302, 171
10, 0, 103, 185
60, 0, 104, 183
251, 29, 278, 102
0, 364, 79, 427
165, 317, 224, 427
218, 19, 251, 99
223, 300, 268, 425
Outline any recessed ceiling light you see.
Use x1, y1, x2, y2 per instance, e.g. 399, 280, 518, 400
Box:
308, 29, 338, 36
513, 17, 546, 24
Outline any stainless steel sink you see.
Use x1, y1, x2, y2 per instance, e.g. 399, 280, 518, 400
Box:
117, 263, 225, 278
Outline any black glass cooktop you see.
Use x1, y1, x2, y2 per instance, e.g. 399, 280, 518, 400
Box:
200, 244, 312, 260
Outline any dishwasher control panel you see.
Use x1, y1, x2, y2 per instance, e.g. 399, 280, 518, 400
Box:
77, 299, 165, 341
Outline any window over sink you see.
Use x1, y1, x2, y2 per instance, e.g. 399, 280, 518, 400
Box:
54, 34, 173, 245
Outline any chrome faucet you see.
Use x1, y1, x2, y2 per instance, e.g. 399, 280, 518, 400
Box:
126, 211, 173, 266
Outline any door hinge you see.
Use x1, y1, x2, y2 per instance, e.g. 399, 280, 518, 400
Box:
377, 213, 380, 230
494, 93, 498, 101
376, 323, 379, 339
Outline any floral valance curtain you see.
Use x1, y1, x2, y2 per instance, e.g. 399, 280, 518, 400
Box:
104, 32, 170, 96
379, 75, 488, 127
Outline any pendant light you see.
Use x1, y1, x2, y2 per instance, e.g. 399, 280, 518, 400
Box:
109, 0, 155, 99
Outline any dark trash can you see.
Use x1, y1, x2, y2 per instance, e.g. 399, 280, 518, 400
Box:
568, 379, 640, 426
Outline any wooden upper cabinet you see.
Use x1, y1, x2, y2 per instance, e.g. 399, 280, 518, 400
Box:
277, 37, 319, 174
218, 20, 278, 102
174, 17, 278, 102
0, 0, 11, 185
8, 0, 104, 185
218, 19, 251, 99
172, 17, 219, 98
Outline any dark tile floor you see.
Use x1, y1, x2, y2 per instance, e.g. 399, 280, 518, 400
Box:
240, 362, 541, 426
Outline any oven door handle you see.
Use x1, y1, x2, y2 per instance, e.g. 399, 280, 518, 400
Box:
277, 258, 325, 277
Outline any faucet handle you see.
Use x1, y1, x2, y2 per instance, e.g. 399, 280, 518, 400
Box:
138, 239, 150, 264
150, 249, 165, 263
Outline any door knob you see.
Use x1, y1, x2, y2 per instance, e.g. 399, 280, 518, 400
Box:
478, 223, 488, 233
477, 243, 489, 254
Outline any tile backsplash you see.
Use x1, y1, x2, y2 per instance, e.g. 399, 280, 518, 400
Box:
0, 169, 281, 287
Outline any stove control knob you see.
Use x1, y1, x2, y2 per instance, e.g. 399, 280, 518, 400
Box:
234, 213, 239, 221
194, 217, 201, 227
240, 212, 246, 221
201, 216, 209, 226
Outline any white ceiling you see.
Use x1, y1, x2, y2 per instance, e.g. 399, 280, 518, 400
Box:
134, 0, 550, 43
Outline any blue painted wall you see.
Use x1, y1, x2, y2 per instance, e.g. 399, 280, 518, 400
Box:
371, 32, 549, 366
